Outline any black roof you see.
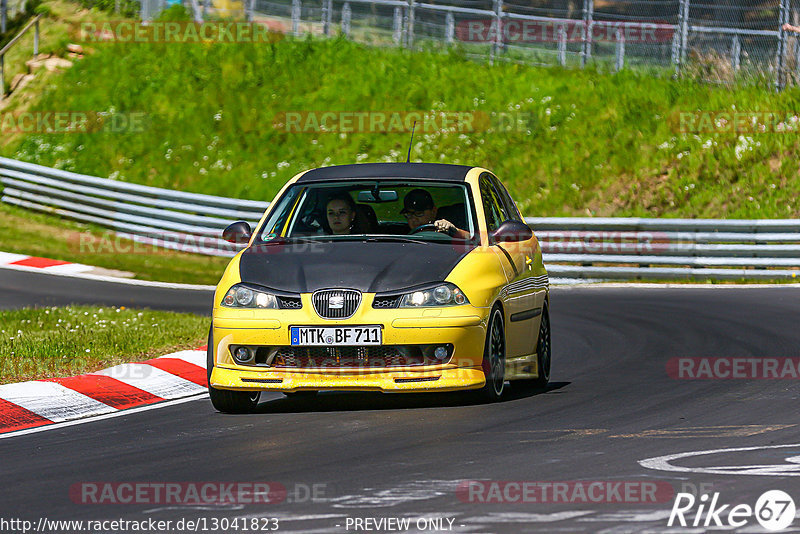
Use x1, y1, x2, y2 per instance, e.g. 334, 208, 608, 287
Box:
296, 163, 474, 183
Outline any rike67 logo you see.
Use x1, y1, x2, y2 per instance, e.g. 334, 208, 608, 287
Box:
668, 490, 795, 531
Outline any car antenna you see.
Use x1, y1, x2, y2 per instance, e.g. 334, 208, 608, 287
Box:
405, 121, 417, 163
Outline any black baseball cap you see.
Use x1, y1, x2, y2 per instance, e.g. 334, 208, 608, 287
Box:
400, 189, 434, 214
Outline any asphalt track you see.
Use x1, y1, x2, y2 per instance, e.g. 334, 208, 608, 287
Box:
2, 267, 800, 533
0, 269, 212, 313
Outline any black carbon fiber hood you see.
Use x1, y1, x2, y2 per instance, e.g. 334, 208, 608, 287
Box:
238, 240, 474, 293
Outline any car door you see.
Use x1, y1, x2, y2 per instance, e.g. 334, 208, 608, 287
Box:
479, 174, 526, 359
482, 173, 540, 359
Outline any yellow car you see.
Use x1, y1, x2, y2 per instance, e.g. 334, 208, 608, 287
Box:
207, 163, 550, 412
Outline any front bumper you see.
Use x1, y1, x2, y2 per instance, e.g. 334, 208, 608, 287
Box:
209, 295, 489, 393
210, 365, 486, 393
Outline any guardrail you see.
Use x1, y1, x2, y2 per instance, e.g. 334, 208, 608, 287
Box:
527, 217, 800, 281
0, 157, 268, 257
2, 157, 799, 281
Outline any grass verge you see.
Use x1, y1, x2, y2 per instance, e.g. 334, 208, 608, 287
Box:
0, 305, 209, 384
0, 202, 230, 285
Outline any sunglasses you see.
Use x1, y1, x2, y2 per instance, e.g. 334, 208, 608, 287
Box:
402, 210, 430, 219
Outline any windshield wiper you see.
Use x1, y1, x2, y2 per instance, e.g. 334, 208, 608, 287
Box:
364, 236, 431, 244
257, 236, 329, 245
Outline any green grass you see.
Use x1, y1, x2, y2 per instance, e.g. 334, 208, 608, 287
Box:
0, 0, 125, 98
0, 202, 229, 284
0, 2, 232, 284
1, 9, 799, 284
4, 32, 800, 219
0, 305, 208, 384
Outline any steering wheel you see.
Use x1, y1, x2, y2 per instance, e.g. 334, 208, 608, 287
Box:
409, 223, 439, 234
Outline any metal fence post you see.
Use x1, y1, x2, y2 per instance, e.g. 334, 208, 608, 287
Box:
445, 11, 454, 44
795, 37, 800, 85
0, 55, 4, 101
392, 7, 402, 45
558, 25, 566, 66
34, 18, 39, 56
673, 0, 688, 75
402, 3, 409, 46
1, 0, 6, 34
322, 0, 333, 36
580, 0, 593, 68
670, 29, 680, 72
491, 0, 503, 59
404, 0, 415, 49
776, 0, 790, 91
246, 0, 254, 22
680, 0, 690, 67
731, 34, 740, 72
615, 28, 624, 71
342, 2, 351, 37
292, 0, 301, 36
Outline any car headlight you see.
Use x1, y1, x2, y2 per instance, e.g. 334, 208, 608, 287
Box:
398, 283, 469, 307
221, 284, 279, 309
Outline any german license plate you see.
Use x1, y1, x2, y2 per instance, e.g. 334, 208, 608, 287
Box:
290, 326, 382, 346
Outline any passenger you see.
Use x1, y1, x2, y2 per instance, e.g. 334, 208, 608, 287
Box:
325, 193, 357, 235
401, 189, 470, 239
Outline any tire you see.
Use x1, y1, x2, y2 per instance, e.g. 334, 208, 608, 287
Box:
513, 302, 551, 390
207, 325, 260, 414
532, 302, 551, 388
477, 307, 506, 402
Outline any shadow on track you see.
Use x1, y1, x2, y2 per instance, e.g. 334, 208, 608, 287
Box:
251, 381, 570, 414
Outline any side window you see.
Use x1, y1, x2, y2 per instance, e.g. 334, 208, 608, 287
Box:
479, 176, 504, 234
489, 175, 523, 223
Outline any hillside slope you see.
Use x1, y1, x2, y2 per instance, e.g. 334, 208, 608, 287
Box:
4, 32, 800, 218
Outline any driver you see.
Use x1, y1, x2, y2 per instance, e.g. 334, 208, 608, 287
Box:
401, 189, 470, 239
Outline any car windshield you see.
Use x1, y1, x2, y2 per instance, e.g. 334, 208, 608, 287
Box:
257, 180, 477, 243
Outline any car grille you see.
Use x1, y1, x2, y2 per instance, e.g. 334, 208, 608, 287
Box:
372, 296, 400, 309
312, 289, 361, 319
277, 296, 302, 309
270, 346, 437, 368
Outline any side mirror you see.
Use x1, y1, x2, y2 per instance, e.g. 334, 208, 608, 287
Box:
492, 220, 533, 243
223, 221, 252, 244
